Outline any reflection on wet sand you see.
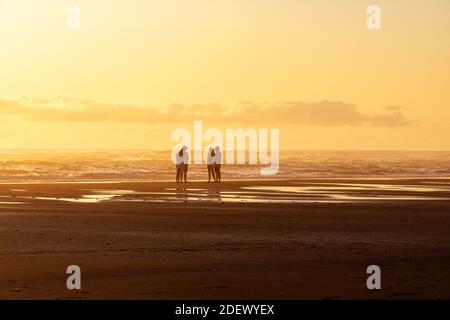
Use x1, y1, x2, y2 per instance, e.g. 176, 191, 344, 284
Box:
0, 201, 26, 205
0, 179, 448, 205
34, 195, 116, 203
207, 188, 222, 202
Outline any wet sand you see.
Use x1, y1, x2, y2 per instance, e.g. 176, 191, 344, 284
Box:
1, 178, 450, 299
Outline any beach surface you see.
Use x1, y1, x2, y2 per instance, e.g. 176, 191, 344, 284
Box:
1, 178, 450, 299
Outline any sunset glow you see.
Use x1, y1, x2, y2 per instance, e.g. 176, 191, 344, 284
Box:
0, 0, 449, 150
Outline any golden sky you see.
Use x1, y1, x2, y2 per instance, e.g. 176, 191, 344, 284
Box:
0, 0, 449, 150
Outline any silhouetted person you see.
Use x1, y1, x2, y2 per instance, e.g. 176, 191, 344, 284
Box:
214, 146, 222, 183
175, 148, 184, 183
207, 147, 216, 183
182, 145, 189, 183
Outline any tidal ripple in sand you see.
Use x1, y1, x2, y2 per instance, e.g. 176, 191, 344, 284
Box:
33, 195, 116, 203
242, 184, 450, 202
5, 181, 450, 205
0, 202, 27, 205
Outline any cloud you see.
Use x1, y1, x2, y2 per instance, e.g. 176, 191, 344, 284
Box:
385, 105, 406, 111
371, 111, 411, 126
0, 97, 412, 126
232, 100, 369, 126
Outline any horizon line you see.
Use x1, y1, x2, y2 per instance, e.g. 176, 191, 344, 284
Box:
1, 148, 450, 153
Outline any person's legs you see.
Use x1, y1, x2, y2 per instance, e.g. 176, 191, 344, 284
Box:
184, 165, 188, 182
208, 165, 215, 183
217, 165, 221, 182
214, 165, 221, 182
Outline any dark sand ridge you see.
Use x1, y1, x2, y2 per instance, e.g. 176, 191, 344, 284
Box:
0, 179, 449, 299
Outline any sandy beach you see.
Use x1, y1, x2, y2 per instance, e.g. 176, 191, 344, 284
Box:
1, 178, 450, 299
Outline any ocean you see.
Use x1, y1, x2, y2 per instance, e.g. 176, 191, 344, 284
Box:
0, 150, 449, 182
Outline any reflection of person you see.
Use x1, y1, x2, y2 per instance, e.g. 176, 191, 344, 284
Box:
175, 148, 184, 183
182, 145, 189, 183
214, 146, 222, 183
207, 188, 222, 201
206, 147, 216, 183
